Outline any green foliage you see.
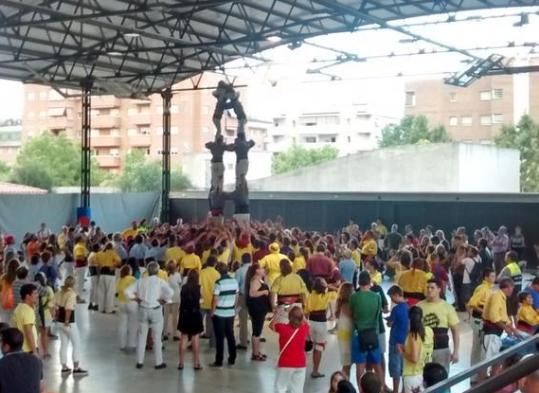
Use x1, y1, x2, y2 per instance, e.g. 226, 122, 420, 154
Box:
495, 115, 539, 192
115, 150, 191, 192
272, 144, 339, 174
379, 115, 451, 148
0, 161, 10, 181
10, 133, 106, 190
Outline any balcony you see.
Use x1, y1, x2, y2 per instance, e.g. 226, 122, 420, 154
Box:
129, 134, 151, 147
96, 155, 121, 168
129, 113, 152, 125
91, 136, 121, 147
92, 116, 120, 129
47, 116, 69, 129
93, 96, 120, 108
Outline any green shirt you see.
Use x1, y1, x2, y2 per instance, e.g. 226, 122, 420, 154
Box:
349, 290, 381, 332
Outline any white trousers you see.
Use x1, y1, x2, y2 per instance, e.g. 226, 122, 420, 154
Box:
163, 303, 179, 338
118, 302, 138, 349
403, 375, 423, 393
59, 323, 81, 366
97, 275, 116, 313
64, 262, 75, 278
275, 367, 306, 393
89, 275, 99, 305
137, 307, 164, 365
75, 266, 87, 299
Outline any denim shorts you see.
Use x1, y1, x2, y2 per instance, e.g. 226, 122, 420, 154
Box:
351, 330, 382, 365
388, 343, 403, 378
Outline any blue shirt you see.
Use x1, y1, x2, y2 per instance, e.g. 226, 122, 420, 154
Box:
235, 263, 249, 295
526, 285, 539, 310
339, 259, 356, 283
129, 243, 147, 260
388, 302, 409, 345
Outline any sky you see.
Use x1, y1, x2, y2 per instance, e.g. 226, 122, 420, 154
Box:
0, 6, 537, 121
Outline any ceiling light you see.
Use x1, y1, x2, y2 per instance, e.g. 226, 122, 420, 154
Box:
266, 35, 282, 43
106, 51, 123, 56
124, 32, 140, 38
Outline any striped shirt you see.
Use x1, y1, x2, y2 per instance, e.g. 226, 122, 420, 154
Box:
213, 275, 238, 318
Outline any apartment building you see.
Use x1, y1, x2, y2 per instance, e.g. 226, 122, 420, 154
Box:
269, 103, 397, 157
405, 61, 539, 142
22, 73, 269, 172
0, 121, 21, 165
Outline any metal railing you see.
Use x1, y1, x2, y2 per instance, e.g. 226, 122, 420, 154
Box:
424, 334, 539, 392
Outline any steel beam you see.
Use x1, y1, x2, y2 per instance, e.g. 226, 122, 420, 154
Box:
80, 78, 93, 209
161, 87, 172, 223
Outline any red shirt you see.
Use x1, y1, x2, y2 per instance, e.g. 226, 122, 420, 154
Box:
253, 249, 269, 263
275, 322, 309, 368
307, 254, 334, 279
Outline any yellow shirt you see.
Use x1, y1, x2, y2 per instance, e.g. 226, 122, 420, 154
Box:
41, 286, 55, 322
260, 252, 290, 285
165, 246, 185, 265
73, 243, 88, 260
12, 303, 38, 352
57, 232, 66, 249
271, 273, 308, 296
122, 228, 139, 240
370, 270, 382, 286
403, 327, 434, 377
201, 249, 211, 265
181, 253, 202, 273
116, 276, 136, 303
218, 247, 231, 265
361, 239, 378, 257
482, 290, 510, 325
306, 292, 331, 313
97, 249, 121, 268
88, 251, 99, 267
418, 299, 459, 329
467, 281, 494, 312
351, 249, 361, 268
376, 224, 388, 238
233, 243, 253, 264
517, 304, 539, 326
398, 270, 428, 295
292, 256, 306, 273
200, 266, 220, 309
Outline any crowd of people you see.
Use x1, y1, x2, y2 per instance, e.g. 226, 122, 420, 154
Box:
0, 217, 538, 393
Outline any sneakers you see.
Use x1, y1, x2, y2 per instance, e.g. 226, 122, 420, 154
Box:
61, 367, 72, 374
209, 362, 223, 368
235, 344, 248, 351
136, 363, 144, 369
73, 368, 89, 376
155, 363, 167, 370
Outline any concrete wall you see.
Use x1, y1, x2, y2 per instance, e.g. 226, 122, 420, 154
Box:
183, 151, 273, 190
249, 143, 519, 193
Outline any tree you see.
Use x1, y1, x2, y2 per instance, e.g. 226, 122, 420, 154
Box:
115, 150, 191, 192
0, 161, 10, 182
10, 133, 106, 190
379, 115, 451, 148
495, 115, 539, 192
272, 144, 339, 174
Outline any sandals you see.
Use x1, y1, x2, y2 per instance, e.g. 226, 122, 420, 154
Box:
251, 354, 267, 361
311, 372, 325, 379
177, 364, 184, 370
194, 364, 203, 371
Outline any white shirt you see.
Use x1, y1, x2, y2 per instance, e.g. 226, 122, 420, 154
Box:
125, 275, 173, 309
168, 272, 182, 303
462, 257, 476, 284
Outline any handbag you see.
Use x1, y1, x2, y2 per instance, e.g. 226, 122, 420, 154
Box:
358, 328, 379, 351
304, 339, 314, 352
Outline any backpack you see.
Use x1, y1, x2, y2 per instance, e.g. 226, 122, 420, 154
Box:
1, 283, 15, 310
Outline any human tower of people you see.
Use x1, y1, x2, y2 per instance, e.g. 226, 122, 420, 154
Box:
0, 217, 538, 393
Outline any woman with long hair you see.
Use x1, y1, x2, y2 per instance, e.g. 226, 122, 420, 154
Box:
306, 277, 334, 379
402, 306, 433, 393
336, 282, 354, 377
0, 258, 19, 322
55, 275, 88, 375
328, 371, 346, 393
177, 269, 203, 370
245, 262, 270, 361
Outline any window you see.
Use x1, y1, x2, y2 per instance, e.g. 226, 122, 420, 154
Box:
493, 89, 504, 99
480, 91, 492, 101
405, 91, 416, 106
48, 107, 66, 117
225, 128, 235, 137
319, 134, 337, 143
171, 105, 179, 114
273, 135, 285, 143
127, 128, 137, 135
110, 129, 120, 136
461, 116, 473, 126
449, 92, 457, 103
274, 118, 285, 127
27, 92, 35, 101
155, 127, 163, 135
480, 115, 492, 126
492, 114, 504, 124
110, 109, 119, 116
137, 104, 150, 114
138, 126, 150, 134
110, 149, 119, 157
303, 136, 317, 143
449, 116, 458, 126
171, 147, 178, 155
